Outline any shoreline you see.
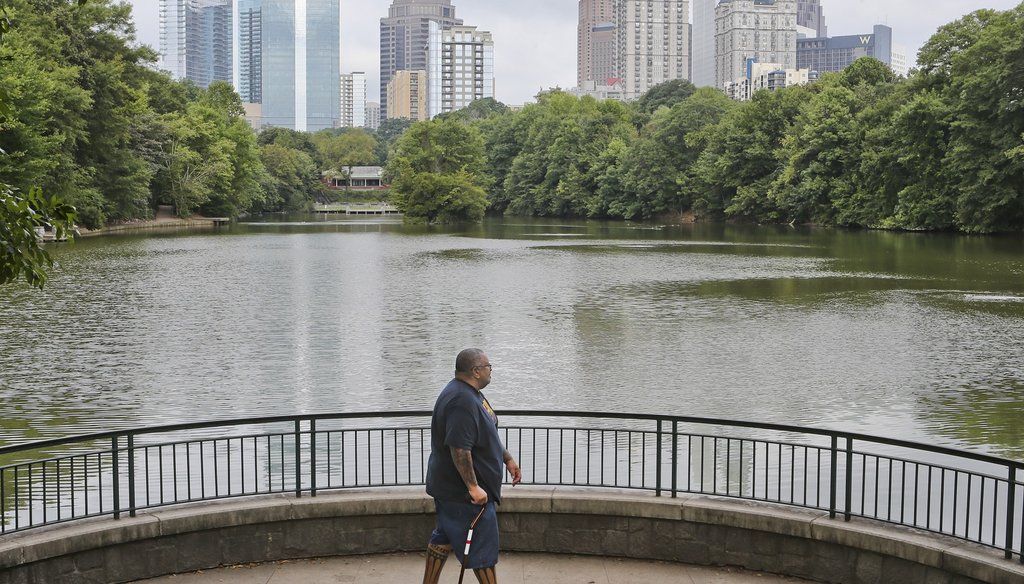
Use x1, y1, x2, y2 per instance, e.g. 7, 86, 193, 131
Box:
75, 216, 222, 238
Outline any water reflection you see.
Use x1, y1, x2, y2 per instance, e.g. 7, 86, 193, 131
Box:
0, 217, 1022, 461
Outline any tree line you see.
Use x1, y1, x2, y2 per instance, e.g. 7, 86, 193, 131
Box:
388, 5, 1024, 233
0, 0, 403, 233
3, 2, 1023, 287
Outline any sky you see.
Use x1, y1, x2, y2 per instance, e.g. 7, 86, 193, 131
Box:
124, 0, 1023, 106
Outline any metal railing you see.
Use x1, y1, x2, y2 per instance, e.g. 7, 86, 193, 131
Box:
1, 411, 1021, 563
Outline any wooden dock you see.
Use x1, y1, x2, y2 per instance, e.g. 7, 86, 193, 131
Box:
315, 205, 401, 215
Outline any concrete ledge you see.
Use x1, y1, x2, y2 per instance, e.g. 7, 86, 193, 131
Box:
0, 487, 1021, 584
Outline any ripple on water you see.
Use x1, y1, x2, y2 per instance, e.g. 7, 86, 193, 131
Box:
1, 226, 1023, 459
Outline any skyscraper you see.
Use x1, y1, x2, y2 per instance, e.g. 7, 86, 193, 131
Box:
715, 0, 797, 89
387, 70, 428, 121
380, 0, 462, 120
365, 102, 381, 130
159, 0, 233, 88
616, 0, 690, 100
692, 0, 717, 87
428, 24, 494, 118
237, 0, 262, 104
797, 25, 893, 74
590, 22, 617, 84
796, 0, 826, 37
340, 72, 367, 128
241, 0, 340, 131
159, 0, 187, 78
577, 0, 615, 86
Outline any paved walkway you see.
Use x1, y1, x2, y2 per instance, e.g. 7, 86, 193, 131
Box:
132, 552, 814, 583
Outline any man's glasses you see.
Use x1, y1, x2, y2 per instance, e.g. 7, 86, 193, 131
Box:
474, 363, 493, 371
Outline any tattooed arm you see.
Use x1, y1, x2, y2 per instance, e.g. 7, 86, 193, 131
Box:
451, 447, 488, 504
503, 448, 522, 486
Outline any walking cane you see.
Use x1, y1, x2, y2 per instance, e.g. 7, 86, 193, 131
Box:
457, 504, 488, 584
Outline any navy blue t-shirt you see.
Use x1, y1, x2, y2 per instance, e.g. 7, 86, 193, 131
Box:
425, 378, 506, 504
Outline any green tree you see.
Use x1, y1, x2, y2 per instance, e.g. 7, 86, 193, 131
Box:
258, 143, 318, 212
257, 127, 318, 159
693, 85, 807, 221
771, 81, 861, 224
152, 82, 265, 217
199, 82, 266, 217
0, 0, 78, 289
838, 56, 897, 88
503, 91, 634, 217
0, 186, 77, 288
917, 9, 1000, 78
439, 97, 509, 123
631, 79, 698, 127
373, 117, 413, 164
889, 91, 958, 229
312, 128, 377, 169
53, 0, 159, 225
476, 110, 526, 213
941, 6, 1024, 231
385, 118, 488, 223
615, 88, 735, 219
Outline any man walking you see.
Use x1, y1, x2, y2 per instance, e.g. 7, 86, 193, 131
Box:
422, 348, 522, 584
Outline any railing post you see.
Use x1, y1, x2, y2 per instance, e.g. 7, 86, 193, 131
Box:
671, 420, 678, 498
1006, 463, 1018, 561
829, 435, 837, 519
844, 437, 853, 521
310, 418, 317, 497
1019, 464, 1024, 564
294, 420, 302, 498
655, 419, 663, 497
112, 436, 121, 520
127, 433, 137, 517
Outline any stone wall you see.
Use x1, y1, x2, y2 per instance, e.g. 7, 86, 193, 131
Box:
0, 487, 1021, 584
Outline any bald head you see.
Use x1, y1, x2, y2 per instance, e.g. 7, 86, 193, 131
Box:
455, 348, 486, 374
454, 348, 492, 390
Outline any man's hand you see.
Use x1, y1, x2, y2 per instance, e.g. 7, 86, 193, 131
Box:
506, 458, 522, 486
468, 484, 488, 505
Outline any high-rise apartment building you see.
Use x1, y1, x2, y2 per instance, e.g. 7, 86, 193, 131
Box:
616, 0, 690, 100
890, 44, 909, 77
797, 25, 893, 74
591, 22, 617, 84
340, 72, 367, 128
578, 0, 616, 86
240, 0, 340, 131
427, 24, 494, 118
159, 0, 233, 88
159, 0, 187, 78
715, 0, 797, 89
380, 0, 462, 120
724, 60, 811, 100
796, 0, 826, 38
365, 102, 381, 130
237, 0, 262, 103
387, 70, 428, 121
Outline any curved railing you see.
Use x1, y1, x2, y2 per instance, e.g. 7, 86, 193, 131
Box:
1, 411, 1021, 563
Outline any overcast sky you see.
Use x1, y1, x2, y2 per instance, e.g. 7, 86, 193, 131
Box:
124, 0, 1022, 106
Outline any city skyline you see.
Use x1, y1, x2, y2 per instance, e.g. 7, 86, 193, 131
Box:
128, 0, 1021, 107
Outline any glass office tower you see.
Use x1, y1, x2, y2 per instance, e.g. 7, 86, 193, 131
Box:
159, 0, 233, 88
238, 0, 263, 104
248, 0, 340, 131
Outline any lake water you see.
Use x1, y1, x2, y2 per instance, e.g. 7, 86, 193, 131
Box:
1, 217, 1022, 459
